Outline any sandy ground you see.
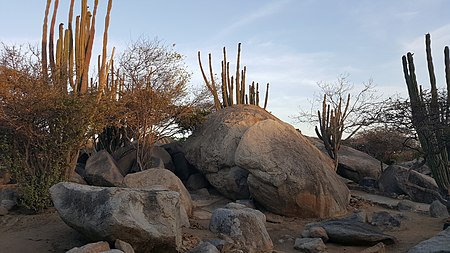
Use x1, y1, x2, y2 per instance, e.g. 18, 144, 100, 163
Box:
0, 193, 446, 253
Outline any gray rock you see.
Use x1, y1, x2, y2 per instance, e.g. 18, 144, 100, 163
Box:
407, 227, 450, 253
309, 227, 329, 243
429, 200, 449, 218
359, 242, 386, 253
66, 241, 110, 253
123, 168, 193, 217
370, 211, 403, 230
397, 200, 417, 211
112, 145, 139, 176
235, 119, 349, 218
50, 182, 182, 253
209, 203, 273, 251
187, 241, 220, 253
1, 199, 16, 211
115, 239, 135, 253
100, 250, 124, 253
308, 137, 382, 183
85, 150, 124, 186
378, 165, 439, 204
205, 166, 250, 200
293, 238, 327, 253
305, 219, 396, 246
186, 173, 210, 191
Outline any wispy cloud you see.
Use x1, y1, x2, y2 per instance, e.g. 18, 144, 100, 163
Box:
211, 0, 292, 42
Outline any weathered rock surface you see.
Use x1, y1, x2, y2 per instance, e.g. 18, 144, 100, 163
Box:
187, 241, 220, 253
123, 168, 193, 216
50, 182, 182, 253
407, 227, 450, 253
85, 150, 124, 187
209, 203, 273, 251
309, 137, 382, 183
184, 105, 277, 197
370, 211, 403, 231
235, 119, 349, 218
185, 105, 349, 218
115, 239, 135, 253
378, 165, 439, 204
429, 200, 449, 218
66, 241, 110, 253
304, 219, 396, 246
293, 238, 327, 253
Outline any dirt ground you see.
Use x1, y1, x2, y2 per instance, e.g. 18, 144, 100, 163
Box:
0, 194, 445, 253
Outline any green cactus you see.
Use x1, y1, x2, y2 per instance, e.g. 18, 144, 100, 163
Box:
198, 43, 270, 110
402, 33, 450, 195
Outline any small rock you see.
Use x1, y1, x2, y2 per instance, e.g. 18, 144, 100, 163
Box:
344, 210, 369, 223
397, 200, 416, 211
186, 173, 210, 191
114, 239, 135, 253
370, 211, 402, 230
66, 241, 110, 253
308, 227, 329, 242
358, 242, 385, 253
429, 200, 449, 218
1, 199, 16, 211
293, 238, 327, 253
359, 177, 378, 189
100, 250, 124, 253
187, 241, 220, 253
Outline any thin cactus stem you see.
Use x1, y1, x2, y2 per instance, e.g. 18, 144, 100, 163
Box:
41, 0, 51, 80
48, 0, 59, 79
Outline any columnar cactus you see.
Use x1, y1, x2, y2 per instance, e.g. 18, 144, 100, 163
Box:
402, 33, 450, 195
198, 43, 270, 110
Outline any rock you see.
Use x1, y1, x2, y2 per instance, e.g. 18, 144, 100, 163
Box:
69, 171, 88, 185
359, 177, 378, 189
429, 200, 449, 218
0, 185, 19, 203
184, 105, 278, 196
115, 239, 135, 253
85, 150, 124, 186
407, 227, 450, 253
205, 166, 250, 200
378, 165, 439, 204
123, 168, 193, 217
399, 159, 431, 176
151, 145, 176, 172
66, 241, 110, 253
50, 182, 182, 253
309, 137, 382, 183
187, 241, 220, 253
302, 226, 329, 243
185, 173, 210, 191
163, 142, 198, 182
293, 238, 327, 253
359, 242, 385, 253
305, 219, 396, 246
101, 250, 124, 253
370, 211, 402, 230
209, 203, 273, 251
397, 200, 417, 211
1, 199, 16, 211
235, 119, 349, 218
0, 171, 11, 185
112, 145, 139, 175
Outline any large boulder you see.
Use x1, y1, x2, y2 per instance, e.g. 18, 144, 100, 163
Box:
209, 203, 273, 251
378, 165, 439, 204
123, 168, 193, 217
185, 105, 349, 218
50, 182, 182, 253
235, 119, 349, 218
407, 227, 450, 253
85, 150, 124, 186
309, 137, 382, 183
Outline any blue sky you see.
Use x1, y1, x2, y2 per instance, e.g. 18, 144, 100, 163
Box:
1, 0, 450, 135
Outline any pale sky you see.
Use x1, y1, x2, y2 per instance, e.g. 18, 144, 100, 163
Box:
1, 0, 450, 135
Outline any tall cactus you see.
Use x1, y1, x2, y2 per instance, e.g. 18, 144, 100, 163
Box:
315, 94, 350, 171
198, 43, 270, 110
402, 33, 450, 195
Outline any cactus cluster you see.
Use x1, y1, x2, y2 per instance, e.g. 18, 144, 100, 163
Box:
41, 0, 114, 97
198, 43, 269, 110
402, 33, 450, 194
315, 94, 350, 170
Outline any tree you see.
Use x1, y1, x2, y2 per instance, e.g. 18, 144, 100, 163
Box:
295, 74, 384, 140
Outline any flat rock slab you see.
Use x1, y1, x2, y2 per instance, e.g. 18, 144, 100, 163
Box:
407, 227, 450, 253
306, 219, 396, 246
